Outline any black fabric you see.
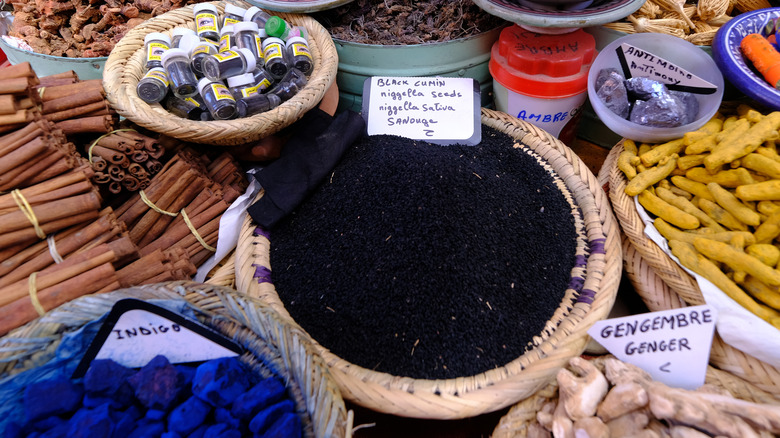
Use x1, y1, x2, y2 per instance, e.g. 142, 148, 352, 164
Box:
247, 109, 365, 228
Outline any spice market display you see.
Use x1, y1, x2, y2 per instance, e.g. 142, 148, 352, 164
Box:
2, 0, 780, 437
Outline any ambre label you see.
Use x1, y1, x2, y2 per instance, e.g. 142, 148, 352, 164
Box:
588, 305, 717, 389
616, 43, 717, 94
362, 76, 481, 145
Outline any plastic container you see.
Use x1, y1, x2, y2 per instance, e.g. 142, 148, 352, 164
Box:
587, 33, 725, 143
286, 36, 313, 75
193, 3, 220, 41
143, 32, 171, 70
202, 47, 257, 81
161, 48, 199, 98
222, 3, 247, 27
197, 77, 237, 120
136, 67, 169, 103
262, 37, 289, 80
489, 25, 595, 145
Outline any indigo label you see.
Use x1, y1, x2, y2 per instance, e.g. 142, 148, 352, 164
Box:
363, 76, 481, 145
588, 305, 717, 389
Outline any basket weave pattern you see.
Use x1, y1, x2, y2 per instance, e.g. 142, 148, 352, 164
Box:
232, 108, 622, 419
605, 142, 780, 401
103, 1, 338, 145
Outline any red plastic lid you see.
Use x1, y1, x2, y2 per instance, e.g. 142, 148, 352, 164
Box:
489, 25, 596, 98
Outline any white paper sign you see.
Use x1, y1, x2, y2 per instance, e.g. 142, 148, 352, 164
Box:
362, 76, 481, 145
588, 305, 717, 389
617, 43, 717, 94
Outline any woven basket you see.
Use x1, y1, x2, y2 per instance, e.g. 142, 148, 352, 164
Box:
232, 107, 622, 419
103, 1, 338, 145
491, 352, 780, 438
605, 142, 780, 400
0, 281, 352, 438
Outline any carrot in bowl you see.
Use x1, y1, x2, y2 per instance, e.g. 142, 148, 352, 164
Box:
741, 32, 780, 90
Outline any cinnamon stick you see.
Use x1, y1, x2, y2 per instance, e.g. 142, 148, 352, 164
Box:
0, 109, 32, 126
0, 136, 48, 179
0, 95, 18, 114
0, 263, 117, 336
0, 168, 93, 211
0, 191, 102, 234
92, 145, 130, 166
54, 115, 114, 135
44, 100, 108, 122
0, 77, 37, 95
0, 62, 36, 81
0, 122, 45, 157
139, 198, 227, 255
38, 79, 103, 102
41, 89, 105, 115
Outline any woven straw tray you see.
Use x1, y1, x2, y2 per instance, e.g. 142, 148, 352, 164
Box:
604, 141, 780, 401
0, 281, 352, 438
232, 108, 622, 419
103, 1, 338, 145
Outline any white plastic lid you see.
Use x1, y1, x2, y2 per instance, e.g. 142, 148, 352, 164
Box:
233, 21, 259, 33
221, 24, 234, 35
145, 32, 171, 46
244, 6, 262, 21
227, 72, 256, 88
258, 29, 268, 39
285, 36, 307, 47
161, 48, 189, 66
237, 47, 257, 72
262, 37, 284, 49
171, 27, 196, 38
193, 3, 218, 14
223, 3, 247, 17
198, 77, 219, 95
178, 34, 201, 53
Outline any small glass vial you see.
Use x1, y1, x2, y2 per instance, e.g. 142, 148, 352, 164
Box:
222, 3, 246, 27
202, 47, 257, 81
164, 94, 205, 120
262, 37, 289, 80
161, 48, 199, 98
170, 27, 196, 48
136, 67, 169, 103
233, 21, 262, 63
285, 36, 313, 75
144, 32, 170, 70
236, 93, 281, 117
193, 3, 220, 42
267, 67, 308, 102
244, 6, 272, 28
190, 40, 218, 77
251, 68, 274, 93
219, 24, 235, 52
227, 72, 260, 99
264, 15, 292, 39
198, 77, 237, 120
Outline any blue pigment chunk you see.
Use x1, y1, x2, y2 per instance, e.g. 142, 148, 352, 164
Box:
84, 359, 134, 397
260, 412, 302, 438
205, 423, 241, 438
231, 377, 286, 420
146, 408, 167, 421
167, 395, 212, 435
248, 399, 294, 435
127, 355, 186, 411
112, 406, 142, 437
38, 420, 69, 438
161, 432, 182, 438
127, 420, 165, 438
66, 403, 114, 438
30, 416, 66, 432
191, 357, 250, 407
185, 424, 208, 438
215, 407, 241, 429
24, 376, 83, 422
4, 421, 23, 438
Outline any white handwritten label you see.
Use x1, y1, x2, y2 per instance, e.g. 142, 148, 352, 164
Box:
362, 76, 481, 145
617, 43, 717, 94
74, 299, 241, 377
587, 305, 717, 389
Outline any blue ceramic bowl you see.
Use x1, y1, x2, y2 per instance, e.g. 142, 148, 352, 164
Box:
712, 7, 780, 111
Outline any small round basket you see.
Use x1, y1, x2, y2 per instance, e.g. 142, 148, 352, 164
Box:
102, 1, 338, 145
0, 281, 352, 438
233, 107, 622, 419
604, 141, 780, 401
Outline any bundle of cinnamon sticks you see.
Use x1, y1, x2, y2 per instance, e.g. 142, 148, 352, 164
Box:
0, 62, 41, 135
87, 130, 166, 195
38, 71, 118, 136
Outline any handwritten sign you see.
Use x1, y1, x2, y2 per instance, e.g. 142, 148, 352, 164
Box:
362, 76, 481, 145
588, 305, 717, 389
74, 299, 241, 377
616, 43, 718, 94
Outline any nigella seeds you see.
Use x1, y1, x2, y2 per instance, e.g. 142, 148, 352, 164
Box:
269, 125, 581, 379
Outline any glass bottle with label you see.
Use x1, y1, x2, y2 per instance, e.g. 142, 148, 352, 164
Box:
267, 67, 307, 102
227, 72, 259, 99
234, 21, 262, 64
144, 32, 170, 70
202, 48, 257, 81
236, 93, 281, 117
219, 25, 235, 52
198, 77, 237, 120
285, 36, 313, 75
170, 28, 196, 49
193, 3, 220, 42
244, 6, 272, 28
164, 94, 205, 120
161, 48, 199, 98
262, 37, 289, 80
190, 40, 218, 77
136, 67, 169, 103
222, 3, 246, 27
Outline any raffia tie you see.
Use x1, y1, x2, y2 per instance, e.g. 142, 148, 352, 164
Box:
181, 209, 216, 252
139, 190, 178, 217
28, 272, 46, 316
12, 189, 45, 239
47, 234, 64, 263
87, 128, 137, 164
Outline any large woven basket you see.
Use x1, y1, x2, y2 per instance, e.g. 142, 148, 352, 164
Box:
103, 1, 338, 145
605, 142, 780, 401
0, 281, 352, 438
232, 108, 622, 419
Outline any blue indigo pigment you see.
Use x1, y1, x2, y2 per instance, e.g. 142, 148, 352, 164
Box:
5, 355, 301, 438
269, 125, 581, 379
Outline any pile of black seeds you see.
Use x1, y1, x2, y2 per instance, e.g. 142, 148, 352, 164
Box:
268, 125, 580, 379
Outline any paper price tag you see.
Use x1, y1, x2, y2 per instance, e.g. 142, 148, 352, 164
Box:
362, 76, 481, 145
616, 43, 718, 95
74, 299, 241, 377
588, 305, 717, 389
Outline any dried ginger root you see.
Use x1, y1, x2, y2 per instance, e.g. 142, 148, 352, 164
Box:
529, 356, 780, 438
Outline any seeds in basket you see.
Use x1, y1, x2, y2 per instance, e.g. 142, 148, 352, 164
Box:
268, 125, 584, 379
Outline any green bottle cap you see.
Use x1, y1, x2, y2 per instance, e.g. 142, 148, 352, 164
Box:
265, 16, 287, 38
